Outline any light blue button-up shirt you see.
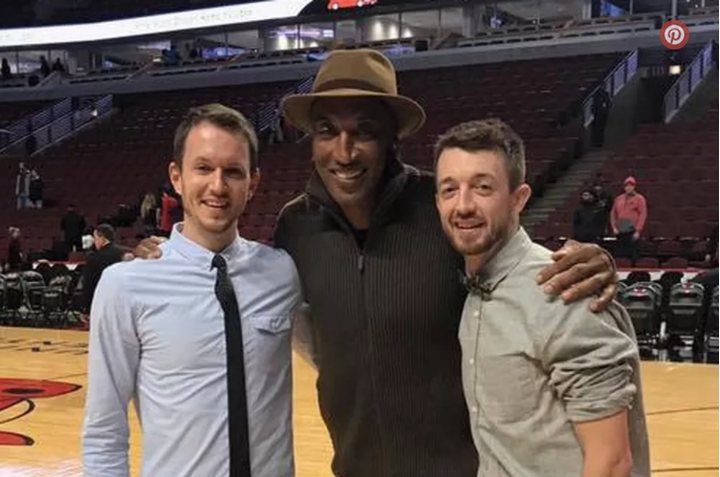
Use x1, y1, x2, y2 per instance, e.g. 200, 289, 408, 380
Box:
82, 224, 302, 477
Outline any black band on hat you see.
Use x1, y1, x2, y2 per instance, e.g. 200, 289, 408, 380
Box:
314, 78, 389, 95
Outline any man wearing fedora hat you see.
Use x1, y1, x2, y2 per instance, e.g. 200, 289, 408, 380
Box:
274, 49, 619, 477
133, 49, 619, 476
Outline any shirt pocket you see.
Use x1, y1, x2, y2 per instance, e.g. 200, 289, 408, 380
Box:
247, 313, 292, 373
477, 355, 538, 424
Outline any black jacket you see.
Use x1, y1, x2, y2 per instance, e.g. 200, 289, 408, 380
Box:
573, 203, 603, 242
82, 243, 125, 309
274, 160, 477, 477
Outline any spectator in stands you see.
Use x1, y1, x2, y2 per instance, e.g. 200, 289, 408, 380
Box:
83, 104, 300, 477
24, 125, 37, 159
591, 87, 611, 147
572, 189, 602, 243
611, 176, 647, 266
15, 161, 29, 210
28, 168, 43, 208
158, 184, 180, 237
51, 58, 65, 74
60, 204, 86, 253
7, 227, 25, 272
133, 49, 619, 477
591, 179, 612, 236
269, 108, 285, 144
140, 192, 159, 237
706, 225, 718, 267
82, 226, 95, 251
186, 43, 200, 60
81, 224, 126, 311
39, 56, 50, 77
1, 58, 10, 80
434, 119, 649, 477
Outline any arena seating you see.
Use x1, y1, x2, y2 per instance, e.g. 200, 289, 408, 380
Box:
246, 53, 622, 242
0, 80, 294, 255
1, 52, 621, 250
535, 104, 719, 264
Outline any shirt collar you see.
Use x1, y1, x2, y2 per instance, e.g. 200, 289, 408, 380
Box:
461, 226, 532, 298
168, 222, 244, 270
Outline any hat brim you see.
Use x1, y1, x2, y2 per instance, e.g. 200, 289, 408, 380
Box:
281, 88, 426, 139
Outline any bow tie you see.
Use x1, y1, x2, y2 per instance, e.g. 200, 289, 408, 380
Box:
459, 272, 493, 301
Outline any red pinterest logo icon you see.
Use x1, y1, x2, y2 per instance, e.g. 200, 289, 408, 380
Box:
660, 20, 689, 50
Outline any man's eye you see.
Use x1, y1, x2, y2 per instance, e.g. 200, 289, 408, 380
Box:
315, 123, 335, 135
225, 169, 245, 178
441, 187, 457, 197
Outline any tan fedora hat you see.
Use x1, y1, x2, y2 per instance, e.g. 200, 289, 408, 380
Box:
281, 49, 425, 139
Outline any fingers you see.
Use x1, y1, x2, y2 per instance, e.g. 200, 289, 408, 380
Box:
590, 280, 618, 313
557, 270, 613, 302
548, 239, 579, 262
133, 237, 166, 260
538, 243, 616, 303
537, 241, 597, 287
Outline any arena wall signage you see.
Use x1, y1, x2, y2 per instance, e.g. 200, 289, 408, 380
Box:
0, 0, 314, 49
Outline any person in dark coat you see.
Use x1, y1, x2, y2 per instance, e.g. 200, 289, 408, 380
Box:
81, 224, 126, 310
7, 227, 25, 272
572, 190, 602, 243
60, 204, 86, 253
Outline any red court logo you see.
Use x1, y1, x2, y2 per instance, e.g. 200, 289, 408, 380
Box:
0, 378, 81, 446
660, 20, 689, 50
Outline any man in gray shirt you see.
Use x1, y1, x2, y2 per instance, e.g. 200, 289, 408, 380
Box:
433, 119, 650, 477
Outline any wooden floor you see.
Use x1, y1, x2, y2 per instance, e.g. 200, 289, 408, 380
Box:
0, 327, 717, 477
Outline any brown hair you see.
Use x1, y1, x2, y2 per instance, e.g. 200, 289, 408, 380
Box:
433, 118, 526, 191
172, 103, 259, 171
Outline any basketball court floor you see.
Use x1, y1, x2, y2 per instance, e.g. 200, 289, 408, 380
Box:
0, 326, 717, 477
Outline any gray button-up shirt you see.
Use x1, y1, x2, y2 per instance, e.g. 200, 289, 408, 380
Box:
83, 224, 302, 477
459, 227, 650, 477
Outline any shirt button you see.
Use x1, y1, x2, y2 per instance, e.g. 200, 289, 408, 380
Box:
473, 310, 480, 318
469, 358, 475, 365
471, 406, 478, 414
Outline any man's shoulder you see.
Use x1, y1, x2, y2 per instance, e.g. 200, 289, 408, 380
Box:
243, 239, 296, 271
276, 192, 313, 221
517, 243, 629, 327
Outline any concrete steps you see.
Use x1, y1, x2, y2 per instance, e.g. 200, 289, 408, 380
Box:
523, 148, 612, 234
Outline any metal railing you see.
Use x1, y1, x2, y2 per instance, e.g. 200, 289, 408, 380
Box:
0, 97, 72, 152
31, 95, 113, 154
256, 75, 315, 134
582, 49, 639, 127
663, 41, 716, 123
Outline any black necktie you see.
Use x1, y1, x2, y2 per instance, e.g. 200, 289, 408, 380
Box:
212, 254, 251, 477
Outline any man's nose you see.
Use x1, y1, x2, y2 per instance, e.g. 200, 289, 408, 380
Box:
208, 169, 227, 191
332, 132, 355, 165
456, 187, 475, 215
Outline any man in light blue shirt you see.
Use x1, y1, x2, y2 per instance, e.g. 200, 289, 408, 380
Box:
82, 103, 302, 477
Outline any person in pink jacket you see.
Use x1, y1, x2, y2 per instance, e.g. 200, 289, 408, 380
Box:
611, 176, 647, 265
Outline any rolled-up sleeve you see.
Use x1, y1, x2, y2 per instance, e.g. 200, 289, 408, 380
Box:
82, 266, 139, 477
536, 301, 639, 423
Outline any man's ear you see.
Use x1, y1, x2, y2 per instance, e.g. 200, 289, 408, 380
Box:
248, 170, 261, 200
168, 162, 182, 197
513, 183, 532, 214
